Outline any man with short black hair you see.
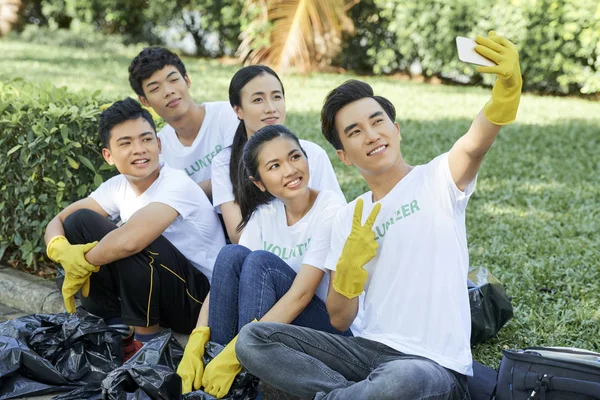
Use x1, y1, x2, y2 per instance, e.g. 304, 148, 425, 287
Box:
235, 31, 522, 399
44, 98, 225, 361
128, 47, 239, 201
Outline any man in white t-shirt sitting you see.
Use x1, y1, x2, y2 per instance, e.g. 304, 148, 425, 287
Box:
44, 98, 225, 362
128, 47, 239, 201
235, 32, 521, 399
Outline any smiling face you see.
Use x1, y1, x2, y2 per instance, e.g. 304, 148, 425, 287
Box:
138, 65, 194, 123
234, 73, 286, 137
251, 136, 309, 201
102, 117, 161, 181
334, 97, 402, 175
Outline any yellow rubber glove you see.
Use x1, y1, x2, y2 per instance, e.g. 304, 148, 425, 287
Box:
202, 319, 257, 399
177, 326, 211, 394
62, 272, 92, 313
475, 30, 522, 125
333, 199, 382, 299
47, 236, 100, 277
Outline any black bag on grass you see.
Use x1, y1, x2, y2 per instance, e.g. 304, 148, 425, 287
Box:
495, 347, 600, 399
468, 266, 513, 346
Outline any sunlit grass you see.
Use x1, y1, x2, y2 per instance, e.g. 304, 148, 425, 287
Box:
2, 38, 600, 367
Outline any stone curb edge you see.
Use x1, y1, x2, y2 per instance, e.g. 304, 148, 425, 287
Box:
0, 266, 64, 314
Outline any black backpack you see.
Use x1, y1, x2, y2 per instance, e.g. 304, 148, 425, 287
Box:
495, 346, 600, 399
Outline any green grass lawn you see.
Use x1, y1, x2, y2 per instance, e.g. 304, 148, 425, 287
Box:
2, 38, 599, 367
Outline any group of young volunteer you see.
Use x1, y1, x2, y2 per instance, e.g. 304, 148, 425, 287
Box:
44, 31, 522, 399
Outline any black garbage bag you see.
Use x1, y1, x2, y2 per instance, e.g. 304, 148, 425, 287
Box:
53, 384, 104, 400
183, 341, 259, 400
101, 332, 258, 400
102, 330, 184, 400
0, 309, 122, 400
468, 266, 513, 346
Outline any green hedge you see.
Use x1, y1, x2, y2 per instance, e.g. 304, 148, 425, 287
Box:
339, 0, 600, 95
0, 80, 116, 269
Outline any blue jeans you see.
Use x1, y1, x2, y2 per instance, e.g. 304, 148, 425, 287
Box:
208, 245, 351, 345
236, 322, 470, 400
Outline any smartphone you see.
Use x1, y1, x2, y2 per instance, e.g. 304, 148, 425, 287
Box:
456, 36, 495, 67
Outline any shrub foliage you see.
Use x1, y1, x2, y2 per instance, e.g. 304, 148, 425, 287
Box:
339, 0, 600, 95
0, 80, 116, 268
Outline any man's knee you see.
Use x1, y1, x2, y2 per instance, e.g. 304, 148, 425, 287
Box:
371, 359, 456, 399
236, 322, 274, 367
63, 209, 106, 241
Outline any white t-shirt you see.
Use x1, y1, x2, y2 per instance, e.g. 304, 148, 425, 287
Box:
212, 139, 344, 212
158, 101, 239, 183
89, 164, 226, 281
324, 153, 476, 376
239, 190, 346, 304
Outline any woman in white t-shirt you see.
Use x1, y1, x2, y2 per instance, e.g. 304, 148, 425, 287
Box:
177, 125, 349, 396
211, 65, 343, 244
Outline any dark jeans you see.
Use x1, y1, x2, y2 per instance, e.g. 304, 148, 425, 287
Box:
63, 209, 210, 334
208, 245, 351, 345
236, 323, 470, 400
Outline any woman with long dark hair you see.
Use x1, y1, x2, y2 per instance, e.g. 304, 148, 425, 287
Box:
178, 126, 355, 398
211, 65, 343, 243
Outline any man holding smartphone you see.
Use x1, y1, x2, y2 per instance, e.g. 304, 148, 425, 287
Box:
234, 31, 521, 399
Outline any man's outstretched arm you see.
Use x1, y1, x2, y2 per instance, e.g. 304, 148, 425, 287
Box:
84, 202, 178, 266
449, 31, 522, 191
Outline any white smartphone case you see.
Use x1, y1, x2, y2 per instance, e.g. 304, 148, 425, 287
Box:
456, 36, 496, 67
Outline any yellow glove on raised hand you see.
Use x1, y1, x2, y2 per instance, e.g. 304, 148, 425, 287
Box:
475, 31, 522, 125
333, 199, 381, 299
177, 326, 211, 394
202, 319, 257, 399
62, 272, 92, 313
47, 236, 100, 277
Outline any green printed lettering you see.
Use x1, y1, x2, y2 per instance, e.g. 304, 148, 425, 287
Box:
410, 200, 420, 213
401, 204, 410, 217
375, 225, 386, 238
289, 247, 297, 259
304, 238, 311, 252
395, 209, 403, 221
296, 244, 304, 256
281, 247, 289, 260
272, 246, 282, 257
185, 145, 226, 176
385, 217, 394, 230
263, 241, 274, 252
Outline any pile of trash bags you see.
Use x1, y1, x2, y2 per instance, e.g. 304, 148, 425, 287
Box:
0, 309, 258, 400
0, 266, 511, 399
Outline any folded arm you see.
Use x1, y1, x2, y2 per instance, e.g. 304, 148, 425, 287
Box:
84, 202, 178, 265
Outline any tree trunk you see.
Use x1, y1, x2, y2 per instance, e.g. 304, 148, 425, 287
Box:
0, 0, 23, 36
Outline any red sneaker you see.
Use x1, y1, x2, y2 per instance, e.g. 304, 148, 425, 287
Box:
123, 336, 144, 363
